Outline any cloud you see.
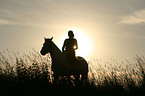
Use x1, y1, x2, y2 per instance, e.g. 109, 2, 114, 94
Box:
120, 9, 145, 24
0, 19, 17, 25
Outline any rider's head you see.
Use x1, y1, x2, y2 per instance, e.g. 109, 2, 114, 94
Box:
68, 30, 74, 38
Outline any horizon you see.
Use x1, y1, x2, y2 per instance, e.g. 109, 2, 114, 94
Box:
0, 0, 145, 62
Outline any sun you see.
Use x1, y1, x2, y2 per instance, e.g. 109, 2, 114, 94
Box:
73, 29, 93, 59
57, 28, 93, 59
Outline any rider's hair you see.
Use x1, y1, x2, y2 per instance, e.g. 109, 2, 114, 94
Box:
68, 30, 74, 38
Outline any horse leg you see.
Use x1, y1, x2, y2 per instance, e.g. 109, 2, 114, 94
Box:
66, 75, 72, 84
74, 74, 80, 87
82, 73, 88, 85
53, 73, 58, 85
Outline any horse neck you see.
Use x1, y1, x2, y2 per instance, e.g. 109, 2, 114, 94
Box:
50, 41, 68, 67
51, 41, 61, 53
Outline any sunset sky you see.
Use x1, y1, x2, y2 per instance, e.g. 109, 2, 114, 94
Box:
0, 0, 145, 62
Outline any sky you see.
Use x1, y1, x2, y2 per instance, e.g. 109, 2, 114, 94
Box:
0, 0, 145, 62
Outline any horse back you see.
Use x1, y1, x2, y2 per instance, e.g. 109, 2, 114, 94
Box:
52, 53, 88, 75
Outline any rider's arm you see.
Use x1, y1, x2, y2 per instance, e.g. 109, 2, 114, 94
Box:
62, 39, 66, 52
74, 39, 78, 50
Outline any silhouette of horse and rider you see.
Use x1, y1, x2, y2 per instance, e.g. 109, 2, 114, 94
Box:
40, 30, 88, 85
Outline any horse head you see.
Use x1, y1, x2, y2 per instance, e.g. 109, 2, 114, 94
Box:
40, 37, 53, 55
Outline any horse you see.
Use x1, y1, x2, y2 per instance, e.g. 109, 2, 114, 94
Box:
40, 37, 88, 85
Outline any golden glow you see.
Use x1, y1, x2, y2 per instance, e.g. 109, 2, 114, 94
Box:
73, 29, 93, 59
74, 46, 77, 49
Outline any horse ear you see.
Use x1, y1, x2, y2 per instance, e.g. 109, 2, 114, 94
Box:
44, 37, 46, 41
51, 37, 53, 40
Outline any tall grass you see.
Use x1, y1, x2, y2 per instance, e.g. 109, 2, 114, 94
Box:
88, 56, 145, 95
0, 49, 145, 95
0, 49, 53, 95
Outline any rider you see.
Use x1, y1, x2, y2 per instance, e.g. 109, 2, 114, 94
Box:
62, 30, 78, 63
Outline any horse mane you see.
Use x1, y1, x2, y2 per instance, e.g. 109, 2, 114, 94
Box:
51, 41, 61, 53
50, 40, 69, 72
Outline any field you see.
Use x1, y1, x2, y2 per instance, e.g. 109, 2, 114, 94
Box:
0, 49, 145, 96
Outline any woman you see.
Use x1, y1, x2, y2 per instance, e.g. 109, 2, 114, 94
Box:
62, 30, 78, 62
